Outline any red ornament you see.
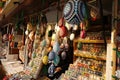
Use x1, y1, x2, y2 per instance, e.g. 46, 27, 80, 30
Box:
59, 26, 68, 37
80, 30, 86, 38
9, 34, 13, 41
10, 41, 14, 48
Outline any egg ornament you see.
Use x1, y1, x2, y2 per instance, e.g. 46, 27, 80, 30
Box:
9, 34, 13, 41
32, 51, 36, 58
53, 41, 60, 53
42, 48, 48, 57
53, 54, 60, 66
77, 42, 83, 50
25, 30, 29, 35
27, 23, 33, 31
48, 51, 55, 61
80, 30, 86, 39
73, 25, 78, 31
40, 39, 47, 48
63, 0, 87, 25
59, 26, 68, 38
10, 41, 14, 48
65, 22, 71, 31
3, 34, 8, 41
61, 51, 66, 60
42, 56, 48, 65
70, 33, 75, 40
48, 63, 55, 77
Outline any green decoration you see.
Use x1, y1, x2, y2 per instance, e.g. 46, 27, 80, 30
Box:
77, 42, 83, 50
113, 48, 120, 58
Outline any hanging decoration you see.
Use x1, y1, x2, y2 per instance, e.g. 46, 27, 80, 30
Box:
63, 0, 87, 25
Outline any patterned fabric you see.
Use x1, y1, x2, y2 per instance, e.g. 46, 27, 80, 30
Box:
63, 0, 86, 25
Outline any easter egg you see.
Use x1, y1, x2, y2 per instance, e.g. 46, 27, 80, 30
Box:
29, 31, 35, 41
65, 22, 71, 30
80, 30, 86, 38
9, 34, 13, 41
42, 48, 48, 57
77, 42, 83, 50
48, 63, 55, 77
61, 51, 66, 60
59, 26, 67, 37
53, 41, 60, 53
3, 34, 8, 41
10, 41, 14, 48
73, 25, 78, 30
53, 54, 60, 66
48, 51, 55, 61
32, 52, 36, 58
63, 0, 87, 24
60, 43, 65, 49
25, 30, 29, 35
42, 56, 48, 65
41, 40, 46, 48
70, 33, 75, 40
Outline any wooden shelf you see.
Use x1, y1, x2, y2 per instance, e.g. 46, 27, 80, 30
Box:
74, 39, 111, 43
74, 51, 106, 61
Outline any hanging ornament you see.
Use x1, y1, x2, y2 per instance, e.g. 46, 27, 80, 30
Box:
48, 51, 55, 61
9, 34, 13, 41
53, 54, 60, 66
29, 31, 35, 41
60, 43, 65, 49
90, 8, 98, 21
59, 26, 68, 38
73, 25, 78, 31
70, 33, 75, 40
10, 41, 14, 48
77, 42, 83, 50
65, 22, 71, 30
32, 51, 36, 58
42, 56, 48, 65
42, 48, 48, 57
61, 51, 66, 60
25, 30, 29, 35
58, 17, 64, 27
40, 39, 46, 48
27, 23, 33, 31
3, 34, 8, 41
48, 63, 55, 77
53, 41, 60, 53
80, 30, 86, 38
63, 0, 87, 24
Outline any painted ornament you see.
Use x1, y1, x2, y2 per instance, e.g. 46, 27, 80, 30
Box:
59, 26, 68, 37
3, 34, 8, 41
48, 51, 55, 61
41, 40, 46, 48
65, 22, 71, 30
70, 33, 75, 40
63, 0, 87, 24
10, 41, 14, 48
61, 51, 66, 60
25, 30, 29, 35
48, 63, 55, 77
73, 25, 78, 30
80, 30, 86, 38
42, 56, 48, 65
32, 52, 36, 58
42, 48, 48, 57
53, 41, 60, 53
9, 34, 13, 41
29, 31, 34, 41
53, 54, 60, 66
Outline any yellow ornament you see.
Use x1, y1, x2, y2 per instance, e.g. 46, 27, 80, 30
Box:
42, 56, 48, 65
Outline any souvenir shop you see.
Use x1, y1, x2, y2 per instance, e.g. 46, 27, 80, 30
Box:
0, 0, 119, 80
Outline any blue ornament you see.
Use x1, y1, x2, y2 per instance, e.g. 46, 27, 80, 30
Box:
48, 63, 55, 77
53, 54, 60, 66
53, 41, 60, 53
61, 51, 66, 60
41, 40, 46, 48
63, 0, 87, 25
48, 51, 55, 61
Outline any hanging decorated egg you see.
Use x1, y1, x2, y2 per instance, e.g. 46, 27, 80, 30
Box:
42, 48, 48, 57
52, 33, 57, 41
60, 43, 65, 49
27, 23, 33, 31
70, 33, 75, 40
32, 51, 36, 58
63, 0, 87, 24
59, 26, 68, 38
25, 30, 29, 35
90, 8, 98, 21
53, 54, 60, 66
48, 63, 55, 77
41, 40, 46, 48
9, 34, 13, 41
53, 41, 60, 53
65, 22, 71, 30
61, 51, 66, 60
48, 51, 55, 61
58, 17, 64, 27
42, 56, 48, 65
3, 34, 8, 41
10, 41, 14, 48
77, 42, 83, 50
80, 30, 86, 38
73, 25, 78, 30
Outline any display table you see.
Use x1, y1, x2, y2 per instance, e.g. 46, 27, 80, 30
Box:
0, 59, 24, 75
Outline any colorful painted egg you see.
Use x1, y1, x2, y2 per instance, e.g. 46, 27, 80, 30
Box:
77, 42, 83, 50
3, 34, 8, 41
25, 30, 29, 35
42, 48, 48, 57
73, 25, 78, 30
41, 40, 46, 48
70, 33, 75, 40
29, 31, 35, 41
61, 51, 66, 60
42, 56, 48, 65
10, 41, 14, 48
65, 22, 71, 30
53, 54, 60, 66
80, 30, 86, 38
60, 43, 65, 49
63, 0, 87, 24
9, 34, 13, 41
59, 26, 68, 37
27, 23, 33, 31
53, 41, 60, 53
32, 52, 36, 58
48, 51, 55, 61
48, 63, 55, 77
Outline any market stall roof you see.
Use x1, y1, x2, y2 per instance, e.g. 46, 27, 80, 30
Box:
0, 0, 112, 27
